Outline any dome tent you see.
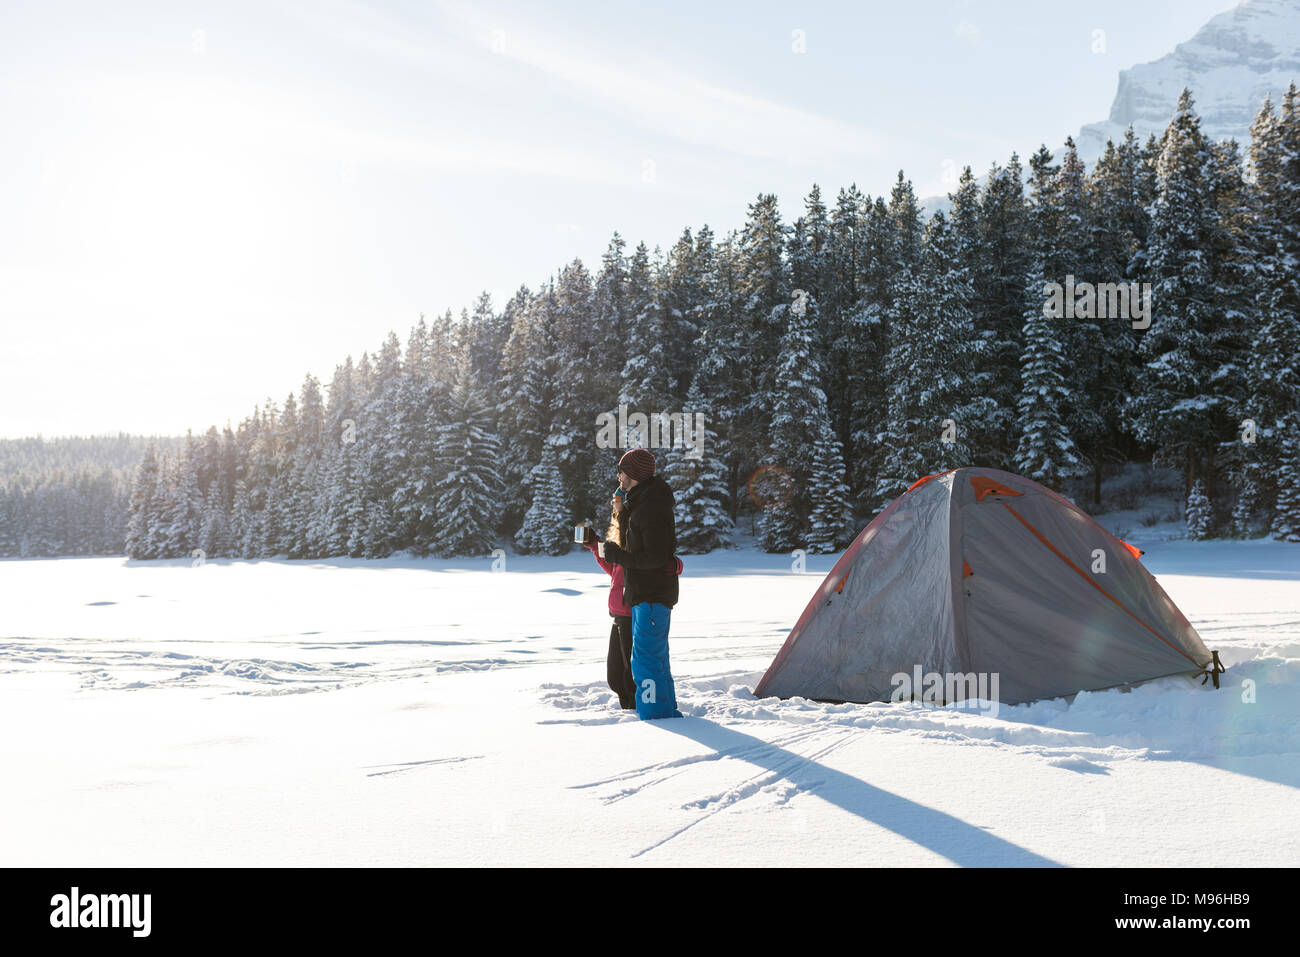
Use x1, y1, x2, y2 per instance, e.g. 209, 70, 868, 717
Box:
754, 468, 1222, 707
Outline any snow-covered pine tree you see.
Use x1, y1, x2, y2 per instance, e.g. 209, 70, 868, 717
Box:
692, 229, 747, 523
1186, 478, 1212, 540
824, 185, 868, 499
757, 290, 836, 552
590, 234, 629, 389
1206, 135, 1255, 531
359, 499, 393, 559
859, 175, 929, 507
1274, 410, 1300, 542
467, 289, 513, 389
265, 393, 299, 556
344, 480, 370, 559
514, 439, 571, 555
1016, 296, 1085, 487
315, 357, 361, 556
125, 442, 161, 559
949, 165, 1004, 471
285, 456, 321, 558
846, 194, 891, 504
587, 234, 633, 510
788, 186, 833, 387
1083, 127, 1149, 504
391, 315, 445, 554
145, 455, 171, 558
736, 194, 791, 476
974, 154, 1032, 469
175, 437, 205, 556
0, 488, 18, 558
873, 212, 979, 508
431, 346, 504, 557
324, 356, 359, 447
1130, 90, 1248, 527
620, 243, 672, 417
887, 170, 924, 265
789, 184, 831, 299
198, 483, 230, 557
354, 332, 404, 556
1240, 90, 1300, 536
1229, 477, 1258, 537
1015, 144, 1087, 489
311, 440, 352, 557
229, 478, 255, 558
1139, 130, 1164, 217
661, 385, 733, 553
498, 283, 557, 536
240, 403, 277, 557
658, 227, 706, 402
1053, 138, 1111, 488
1233, 98, 1285, 530
13, 486, 39, 557
297, 373, 325, 461
789, 183, 852, 525
550, 259, 605, 523
608, 240, 676, 509
194, 426, 224, 513
278, 400, 322, 560
805, 421, 852, 553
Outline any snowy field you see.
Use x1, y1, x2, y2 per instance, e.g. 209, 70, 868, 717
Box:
1, 539, 1298, 867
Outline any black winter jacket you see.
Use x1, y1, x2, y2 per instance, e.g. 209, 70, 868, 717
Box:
602, 475, 679, 609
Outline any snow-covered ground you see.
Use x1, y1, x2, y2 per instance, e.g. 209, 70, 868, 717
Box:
1, 539, 1297, 867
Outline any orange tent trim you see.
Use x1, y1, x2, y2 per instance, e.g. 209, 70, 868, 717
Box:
971, 475, 1024, 502
906, 470, 956, 493
1119, 539, 1145, 560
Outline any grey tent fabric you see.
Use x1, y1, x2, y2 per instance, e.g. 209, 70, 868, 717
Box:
754, 468, 1215, 707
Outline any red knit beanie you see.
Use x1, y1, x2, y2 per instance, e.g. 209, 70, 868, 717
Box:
618, 447, 657, 482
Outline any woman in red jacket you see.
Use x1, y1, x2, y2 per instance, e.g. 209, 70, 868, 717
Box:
584, 489, 635, 709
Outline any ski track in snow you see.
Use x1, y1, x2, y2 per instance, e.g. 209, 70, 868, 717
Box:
0, 630, 773, 696
0, 637, 599, 694
562, 717, 858, 857
362, 755, 485, 777
629, 730, 857, 859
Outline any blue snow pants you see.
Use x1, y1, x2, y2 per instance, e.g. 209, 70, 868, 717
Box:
630, 602, 682, 720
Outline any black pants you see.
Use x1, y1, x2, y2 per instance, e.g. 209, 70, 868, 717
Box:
607, 615, 636, 709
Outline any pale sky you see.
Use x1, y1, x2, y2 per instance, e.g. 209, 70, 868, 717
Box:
0, 0, 1237, 439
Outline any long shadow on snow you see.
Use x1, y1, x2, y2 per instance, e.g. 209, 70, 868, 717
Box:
649, 718, 1063, 867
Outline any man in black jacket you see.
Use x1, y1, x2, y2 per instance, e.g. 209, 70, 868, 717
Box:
599, 447, 683, 719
